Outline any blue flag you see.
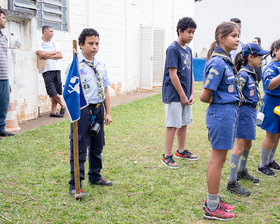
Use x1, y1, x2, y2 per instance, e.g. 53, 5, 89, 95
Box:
63, 53, 88, 122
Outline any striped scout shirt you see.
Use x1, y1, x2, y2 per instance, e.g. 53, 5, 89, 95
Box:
0, 31, 8, 80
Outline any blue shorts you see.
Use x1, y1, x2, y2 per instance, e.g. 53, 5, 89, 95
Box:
258, 94, 280, 134
236, 105, 257, 140
206, 103, 239, 150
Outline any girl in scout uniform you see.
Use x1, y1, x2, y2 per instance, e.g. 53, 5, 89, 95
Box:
200, 21, 241, 221
257, 39, 280, 176
226, 43, 269, 197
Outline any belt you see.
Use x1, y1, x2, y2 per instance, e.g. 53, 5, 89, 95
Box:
212, 102, 241, 107
243, 103, 257, 109
89, 103, 102, 108
266, 93, 280, 99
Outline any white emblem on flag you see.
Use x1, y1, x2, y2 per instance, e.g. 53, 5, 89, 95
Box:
67, 76, 80, 94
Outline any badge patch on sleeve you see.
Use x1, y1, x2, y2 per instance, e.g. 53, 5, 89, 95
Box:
249, 83, 255, 88
250, 89, 254, 96
228, 85, 234, 92
267, 69, 274, 72
227, 75, 235, 80
209, 68, 219, 75
206, 80, 210, 85
208, 74, 213, 79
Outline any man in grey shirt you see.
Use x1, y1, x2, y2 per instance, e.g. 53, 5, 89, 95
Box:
0, 9, 14, 137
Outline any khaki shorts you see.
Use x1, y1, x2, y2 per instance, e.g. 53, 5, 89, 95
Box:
165, 102, 193, 128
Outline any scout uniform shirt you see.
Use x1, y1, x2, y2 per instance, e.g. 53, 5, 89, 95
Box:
262, 58, 280, 96
78, 53, 111, 104
239, 64, 259, 107
203, 46, 240, 104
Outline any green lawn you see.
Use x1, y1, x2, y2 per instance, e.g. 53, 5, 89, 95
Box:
0, 82, 279, 223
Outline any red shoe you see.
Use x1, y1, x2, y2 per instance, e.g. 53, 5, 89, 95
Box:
204, 202, 235, 221
174, 149, 199, 160
161, 154, 178, 169
204, 197, 234, 211
219, 197, 234, 211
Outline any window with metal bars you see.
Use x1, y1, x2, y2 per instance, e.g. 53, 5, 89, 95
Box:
8, 0, 37, 14
37, 0, 67, 31
8, 0, 67, 31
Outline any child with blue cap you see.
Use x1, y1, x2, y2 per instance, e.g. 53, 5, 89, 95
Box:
200, 21, 241, 221
257, 39, 280, 176
226, 43, 269, 196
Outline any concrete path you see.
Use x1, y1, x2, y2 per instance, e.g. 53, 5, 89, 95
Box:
17, 87, 162, 133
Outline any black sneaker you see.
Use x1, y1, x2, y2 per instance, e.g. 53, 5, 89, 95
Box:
0, 130, 15, 137
90, 178, 113, 186
268, 160, 280, 171
174, 149, 199, 160
257, 165, 276, 177
226, 181, 251, 196
50, 113, 64, 117
161, 154, 178, 169
237, 169, 259, 183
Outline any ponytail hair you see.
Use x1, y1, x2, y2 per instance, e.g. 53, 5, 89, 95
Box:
235, 52, 247, 71
204, 41, 218, 83
270, 39, 280, 57
206, 41, 217, 62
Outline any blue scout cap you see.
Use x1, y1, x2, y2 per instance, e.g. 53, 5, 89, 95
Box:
242, 43, 269, 57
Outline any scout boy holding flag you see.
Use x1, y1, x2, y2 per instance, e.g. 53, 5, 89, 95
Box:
63, 28, 112, 199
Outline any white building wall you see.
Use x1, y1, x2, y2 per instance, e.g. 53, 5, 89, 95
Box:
0, 0, 8, 8
194, 0, 280, 57
3, 0, 194, 122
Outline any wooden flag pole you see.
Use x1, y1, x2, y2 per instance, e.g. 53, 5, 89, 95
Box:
72, 40, 82, 200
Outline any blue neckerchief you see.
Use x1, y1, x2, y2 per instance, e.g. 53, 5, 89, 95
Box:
211, 46, 237, 74
213, 46, 231, 56
240, 64, 256, 76
240, 65, 262, 109
271, 57, 280, 63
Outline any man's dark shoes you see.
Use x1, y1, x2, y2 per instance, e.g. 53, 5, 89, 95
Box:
60, 107, 66, 117
50, 112, 63, 117
226, 181, 251, 196
257, 164, 276, 177
69, 188, 86, 197
237, 169, 259, 183
268, 160, 280, 172
0, 130, 15, 137
90, 178, 113, 186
